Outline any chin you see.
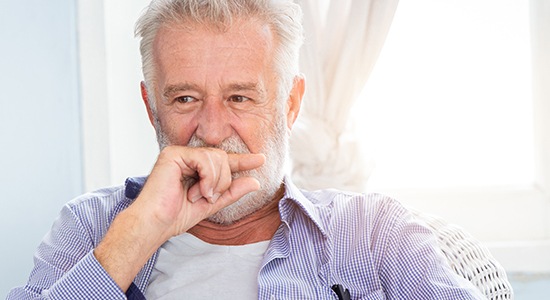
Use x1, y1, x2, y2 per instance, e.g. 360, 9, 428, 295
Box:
207, 180, 282, 225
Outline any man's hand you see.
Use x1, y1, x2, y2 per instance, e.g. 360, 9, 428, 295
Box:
94, 146, 265, 292
136, 145, 265, 238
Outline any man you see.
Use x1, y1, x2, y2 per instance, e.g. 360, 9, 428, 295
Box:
8, 0, 484, 299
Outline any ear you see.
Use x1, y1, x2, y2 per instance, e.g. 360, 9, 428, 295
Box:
141, 81, 156, 128
285, 75, 305, 130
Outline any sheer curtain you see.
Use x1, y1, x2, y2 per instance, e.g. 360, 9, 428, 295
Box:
290, 0, 399, 192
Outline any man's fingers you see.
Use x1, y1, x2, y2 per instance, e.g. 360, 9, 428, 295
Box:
186, 177, 260, 221
172, 147, 230, 203
208, 156, 232, 203
194, 152, 264, 203
216, 177, 261, 207
187, 182, 203, 203
228, 153, 266, 173
164, 147, 264, 204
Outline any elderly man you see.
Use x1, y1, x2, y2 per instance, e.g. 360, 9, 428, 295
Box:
9, 0, 484, 299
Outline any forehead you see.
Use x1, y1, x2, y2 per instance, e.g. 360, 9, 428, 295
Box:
152, 19, 277, 84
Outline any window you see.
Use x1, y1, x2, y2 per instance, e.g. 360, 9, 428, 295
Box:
350, 0, 548, 273
354, 0, 533, 189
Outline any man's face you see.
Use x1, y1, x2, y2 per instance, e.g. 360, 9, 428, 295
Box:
149, 19, 282, 154
143, 19, 302, 223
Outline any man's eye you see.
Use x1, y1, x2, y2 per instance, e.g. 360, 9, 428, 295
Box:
174, 96, 196, 104
229, 95, 251, 103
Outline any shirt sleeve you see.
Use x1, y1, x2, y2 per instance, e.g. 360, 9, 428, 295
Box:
375, 199, 486, 299
6, 203, 128, 299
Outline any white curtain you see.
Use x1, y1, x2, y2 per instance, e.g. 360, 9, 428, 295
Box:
290, 0, 399, 192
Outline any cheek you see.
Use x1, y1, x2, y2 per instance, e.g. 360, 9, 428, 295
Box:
160, 111, 199, 146
232, 109, 280, 153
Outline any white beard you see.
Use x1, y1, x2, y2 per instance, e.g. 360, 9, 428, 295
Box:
154, 113, 289, 224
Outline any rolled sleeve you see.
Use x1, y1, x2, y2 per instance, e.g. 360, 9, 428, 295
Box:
7, 187, 139, 300
45, 250, 126, 299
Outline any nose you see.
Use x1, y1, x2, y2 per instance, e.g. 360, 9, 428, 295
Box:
195, 98, 233, 146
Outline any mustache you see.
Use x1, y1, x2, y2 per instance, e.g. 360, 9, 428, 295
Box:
186, 135, 260, 182
186, 135, 251, 155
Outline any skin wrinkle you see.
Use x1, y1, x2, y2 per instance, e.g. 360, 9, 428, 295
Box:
187, 190, 283, 244
205, 153, 216, 200
155, 44, 272, 146
163, 82, 266, 104
159, 83, 272, 134
163, 83, 202, 101
155, 20, 275, 106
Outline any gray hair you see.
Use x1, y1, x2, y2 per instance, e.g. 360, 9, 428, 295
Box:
135, 0, 304, 113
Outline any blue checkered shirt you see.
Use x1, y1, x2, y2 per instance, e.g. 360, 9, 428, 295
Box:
8, 177, 484, 299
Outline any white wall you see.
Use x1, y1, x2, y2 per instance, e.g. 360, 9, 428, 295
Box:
532, 0, 550, 196
0, 0, 82, 297
102, 0, 159, 186
80, 0, 158, 192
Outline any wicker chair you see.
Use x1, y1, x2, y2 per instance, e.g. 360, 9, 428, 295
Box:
411, 210, 514, 299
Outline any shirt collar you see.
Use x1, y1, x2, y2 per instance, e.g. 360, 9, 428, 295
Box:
123, 175, 328, 236
280, 176, 328, 237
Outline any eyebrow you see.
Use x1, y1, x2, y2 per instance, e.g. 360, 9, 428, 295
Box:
163, 82, 266, 98
228, 82, 266, 98
163, 83, 201, 99
227, 82, 259, 92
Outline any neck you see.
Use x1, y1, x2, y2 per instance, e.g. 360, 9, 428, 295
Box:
187, 187, 285, 245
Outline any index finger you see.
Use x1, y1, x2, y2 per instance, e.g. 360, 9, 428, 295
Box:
228, 153, 266, 173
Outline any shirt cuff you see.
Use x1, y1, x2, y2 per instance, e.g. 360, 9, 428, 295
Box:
45, 250, 127, 299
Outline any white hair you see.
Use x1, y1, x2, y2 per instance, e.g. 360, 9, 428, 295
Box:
134, 0, 304, 114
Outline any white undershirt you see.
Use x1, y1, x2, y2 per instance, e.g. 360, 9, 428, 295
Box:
145, 233, 270, 299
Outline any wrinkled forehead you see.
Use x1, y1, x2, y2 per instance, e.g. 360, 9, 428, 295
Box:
151, 18, 279, 84
154, 17, 276, 54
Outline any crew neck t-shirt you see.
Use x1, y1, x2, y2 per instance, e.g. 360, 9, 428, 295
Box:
145, 233, 270, 299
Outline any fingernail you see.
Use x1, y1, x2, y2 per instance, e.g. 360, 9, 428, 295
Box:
211, 193, 221, 203
190, 194, 202, 203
